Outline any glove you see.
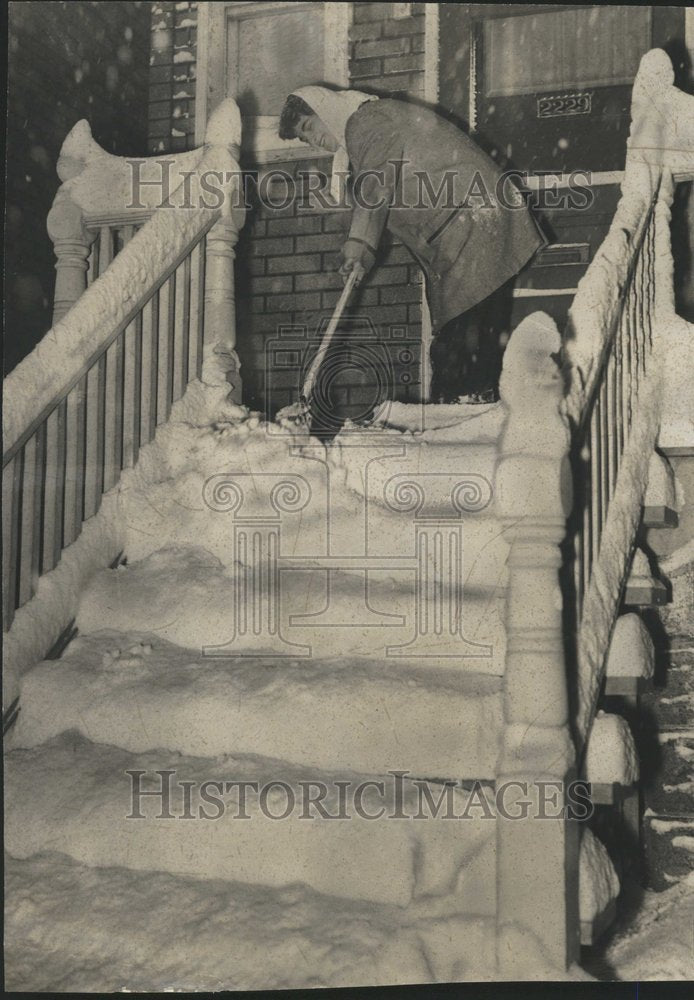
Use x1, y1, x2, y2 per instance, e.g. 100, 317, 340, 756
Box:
338, 238, 376, 284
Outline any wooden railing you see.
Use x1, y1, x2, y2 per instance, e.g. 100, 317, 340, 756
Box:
3, 99, 245, 632
563, 49, 694, 750
86, 215, 151, 286
570, 186, 658, 626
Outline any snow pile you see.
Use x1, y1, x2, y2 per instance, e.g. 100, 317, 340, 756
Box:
370, 399, 505, 439
5, 733, 498, 910
579, 828, 620, 922
3, 852, 498, 991
605, 613, 655, 680
604, 873, 694, 980
2, 353, 245, 707
585, 711, 639, 786
12, 628, 503, 778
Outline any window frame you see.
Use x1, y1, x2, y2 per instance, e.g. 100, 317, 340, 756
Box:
195, 1, 351, 163
481, 5, 652, 99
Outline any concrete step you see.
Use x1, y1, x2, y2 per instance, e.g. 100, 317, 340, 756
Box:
12, 630, 503, 781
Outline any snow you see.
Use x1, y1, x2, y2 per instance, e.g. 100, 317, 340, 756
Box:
12, 626, 504, 779
3, 142, 241, 458
5, 733, 498, 911
4, 852, 469, 991
584, 711, 639, 786
602, 874, 694, 980
579, 828, 620, 922
605, 613, 654, 680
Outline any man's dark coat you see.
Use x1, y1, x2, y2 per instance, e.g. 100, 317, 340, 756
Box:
345, 99, 545, 331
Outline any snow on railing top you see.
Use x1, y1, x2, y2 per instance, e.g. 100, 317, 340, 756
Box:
57, 98, 242, 218
3, 100, 245, 460
563, 49, 694, 426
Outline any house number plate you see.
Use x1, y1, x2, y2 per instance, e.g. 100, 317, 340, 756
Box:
537, 92, 592, 119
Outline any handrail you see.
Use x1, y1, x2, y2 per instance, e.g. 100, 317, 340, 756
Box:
3, 213, 217, 467
562, 49, 694, 750
2, 99, 246, 631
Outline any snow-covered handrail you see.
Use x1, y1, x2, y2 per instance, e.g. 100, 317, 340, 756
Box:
2, 100, 246, 629
562, 50, 694, 748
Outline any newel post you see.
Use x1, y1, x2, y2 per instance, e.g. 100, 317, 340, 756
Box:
494, 313, 580, 976
46, 188, 95, 325
202, 100, 247, 402
204, 215, 244, 400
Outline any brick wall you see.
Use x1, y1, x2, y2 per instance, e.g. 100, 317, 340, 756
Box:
148, 1, 198, 154
235, 161, 424, 421
147, 2, 429, 418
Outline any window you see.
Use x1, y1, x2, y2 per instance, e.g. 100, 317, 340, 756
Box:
197, 2, 350, 161
483, 6, 651, 98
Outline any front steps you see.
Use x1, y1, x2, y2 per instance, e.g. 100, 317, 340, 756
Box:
5, 731, 498, 911
3, 851, 496, 991
11, 629, 504, 779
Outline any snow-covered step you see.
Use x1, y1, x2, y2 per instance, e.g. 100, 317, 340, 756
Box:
4, 733, 498, 912
4, 851, 496, 991
12, 631, 503, 780
75, 545, 508, 674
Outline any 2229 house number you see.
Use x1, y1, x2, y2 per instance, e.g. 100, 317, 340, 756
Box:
537, 92, 592, 118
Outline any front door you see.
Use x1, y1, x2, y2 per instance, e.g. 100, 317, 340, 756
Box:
438, 4, 687, 330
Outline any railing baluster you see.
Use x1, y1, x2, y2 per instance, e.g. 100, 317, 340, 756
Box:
18, 429, 45, 606
172, 259, 190, 403
157, 276, 175, 424
582, 472, 592, 609
2, 454, 23, 628
119, 225, 136, 253
63, 379, 87, 548
104, 334, 125, 492
188, 240, 205, 381
122, 313, 143, 469
5, 226, 214, 627
590, 401, 602, 564
140, 296, 159, 448
98, 225, 114, 277
83, 356, 106, 519
42, 401, 67, 574
600, 380, 610, 528
606, 348, 618, 494
87, 233, 99, 286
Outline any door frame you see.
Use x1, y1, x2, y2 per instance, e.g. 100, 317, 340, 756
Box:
194, 1, 351, 161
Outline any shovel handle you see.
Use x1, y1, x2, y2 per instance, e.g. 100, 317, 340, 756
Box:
302, 267, 360, 404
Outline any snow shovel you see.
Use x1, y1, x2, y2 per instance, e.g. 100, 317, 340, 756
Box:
276, 267, 360, 426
